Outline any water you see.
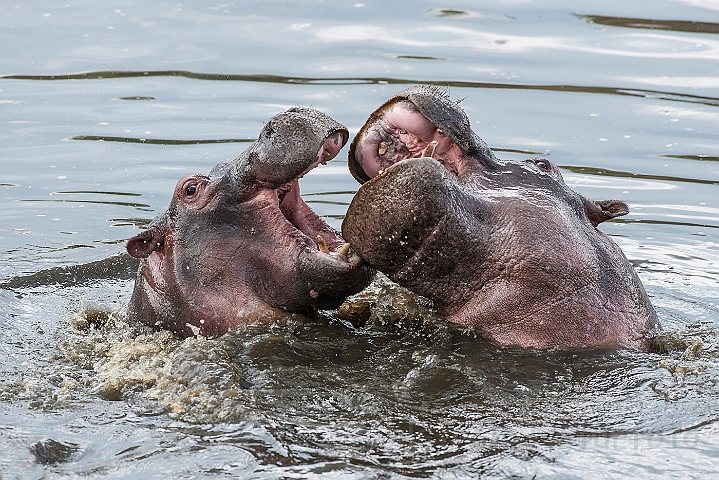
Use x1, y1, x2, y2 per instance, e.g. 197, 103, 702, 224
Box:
1, 0, 718, 477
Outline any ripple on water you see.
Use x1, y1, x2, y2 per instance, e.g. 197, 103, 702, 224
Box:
2, 272, 716, 476
6, 280, 693, 472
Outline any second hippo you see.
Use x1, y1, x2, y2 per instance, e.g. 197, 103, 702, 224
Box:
343, 86, 659, 350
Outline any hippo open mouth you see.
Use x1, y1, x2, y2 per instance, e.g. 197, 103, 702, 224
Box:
348, 85, 498, 183
127, 107, 370, 337
207, 107, 357, 261
274, 129, 352, 259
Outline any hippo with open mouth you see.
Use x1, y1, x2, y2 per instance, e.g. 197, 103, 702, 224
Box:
343, 86, 659, 350
126, 107, 370, 337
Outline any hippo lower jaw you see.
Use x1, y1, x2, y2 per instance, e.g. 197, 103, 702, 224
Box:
274, 177, 355, 263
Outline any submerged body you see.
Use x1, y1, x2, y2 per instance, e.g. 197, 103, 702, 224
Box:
127, 108, 370, 337
343, 86, 658, 350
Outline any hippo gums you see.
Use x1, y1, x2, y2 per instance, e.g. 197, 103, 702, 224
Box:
343, 86, 659, 350
127, 107, 370, 337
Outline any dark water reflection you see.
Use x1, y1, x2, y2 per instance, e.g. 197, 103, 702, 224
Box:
663, 154, 719, 162
7, 70, 719, 107
579, 14, 719, 35
561, 165, 719, 187
1, 0, 719, 478
68, 135, 255, 145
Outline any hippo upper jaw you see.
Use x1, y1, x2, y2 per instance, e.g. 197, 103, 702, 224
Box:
227, 107, 349, 190
208, 107, 357, 260
348, 85, 500, 183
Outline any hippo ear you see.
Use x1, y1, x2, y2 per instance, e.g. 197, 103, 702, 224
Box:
584, 198, 629, 227
127, 227, 165, 258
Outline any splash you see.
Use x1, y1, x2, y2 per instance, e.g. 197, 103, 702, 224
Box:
337, 273, 453, 340
650, 325, 719, 401
62, 300, 317, 423
65, 302, 262, 423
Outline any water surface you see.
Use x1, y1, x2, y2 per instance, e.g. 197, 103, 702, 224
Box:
1, 0, 718, 478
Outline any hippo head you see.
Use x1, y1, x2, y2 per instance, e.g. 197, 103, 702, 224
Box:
343, 86, 658, 350
127, 107, 371, 337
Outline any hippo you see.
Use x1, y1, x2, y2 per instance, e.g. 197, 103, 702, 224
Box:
126, 107, 371, 337
342, 86, 659, 350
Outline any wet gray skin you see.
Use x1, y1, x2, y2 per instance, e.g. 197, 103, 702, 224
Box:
127, 107, 371, 337
343, 86, 659, 350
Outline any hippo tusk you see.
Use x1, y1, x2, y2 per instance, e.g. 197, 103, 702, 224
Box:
336, 243, 351, 256
316, 235, 330, 254
422, 141, 438, 158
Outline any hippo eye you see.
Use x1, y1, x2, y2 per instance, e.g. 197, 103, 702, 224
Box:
185, 184, 197, 196
534, 160, 551, 171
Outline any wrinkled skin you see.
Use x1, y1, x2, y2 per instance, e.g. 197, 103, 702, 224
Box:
343, 86, 659, 350
127, 107, 370, 337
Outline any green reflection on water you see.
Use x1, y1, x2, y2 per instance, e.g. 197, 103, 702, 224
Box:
5, 71, 718, 107
434, 9, 472, 18
0, 254, 139, 290
560, 165, 719, 186
305, 200, 350, 206
494, 147, 547, 156
578, 14, 719, 35
303, 191, 357, 196
395, 55, 445, 60
116, 96, 156, 101
54, 190, 142, 197
613, 218, 719, 229
661, 154, 719, 163
21, 199, 152, 209
68, 135, 254, 145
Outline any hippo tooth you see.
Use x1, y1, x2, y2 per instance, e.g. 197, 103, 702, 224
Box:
337, 243, 351, 256
316, 235, 330, 254
422, 141, 438, 158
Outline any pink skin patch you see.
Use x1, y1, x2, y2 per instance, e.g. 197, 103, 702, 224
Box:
357, 102, 466, 178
